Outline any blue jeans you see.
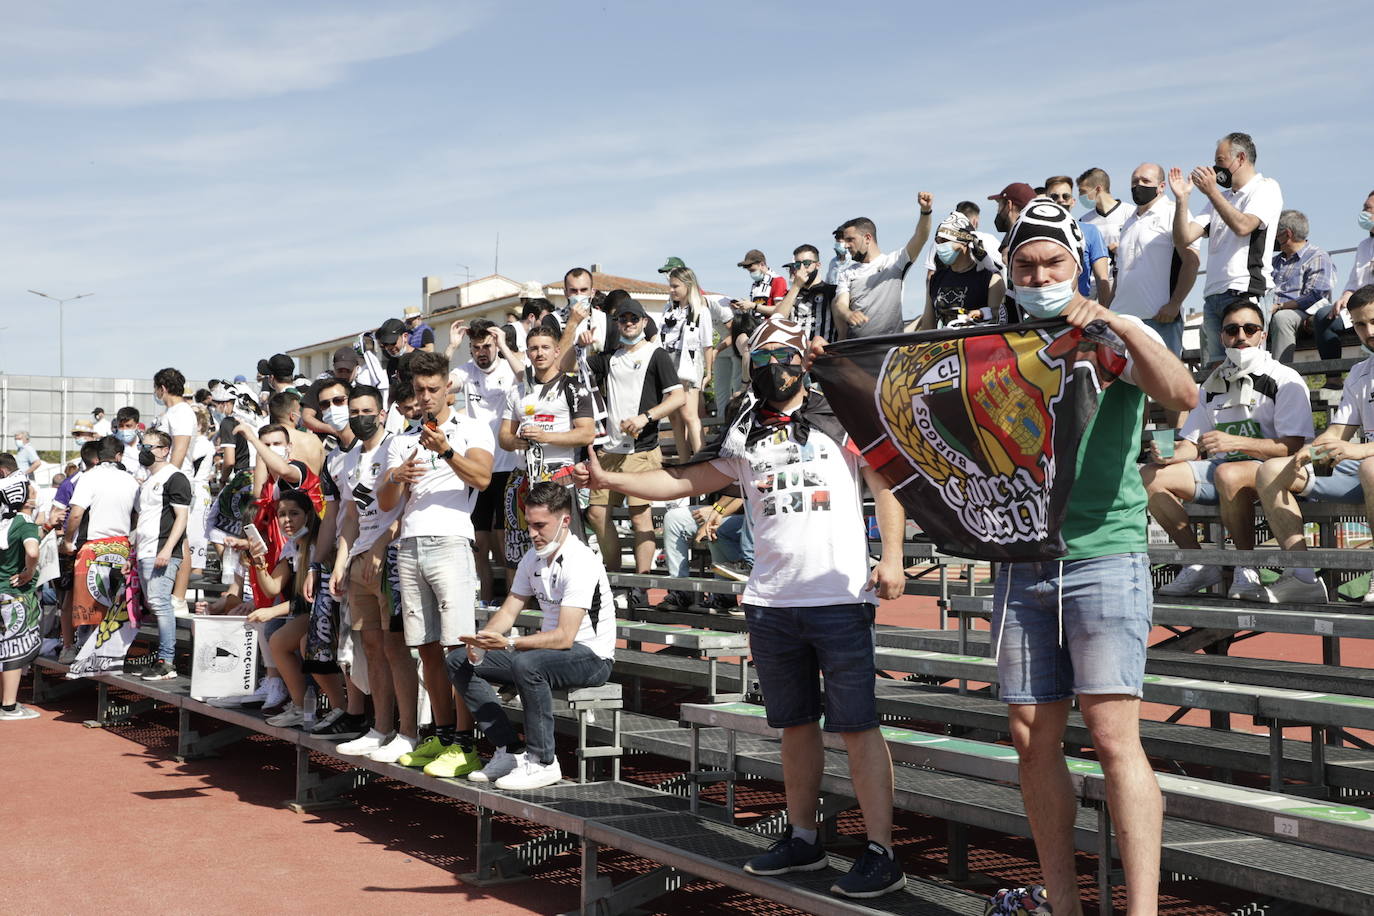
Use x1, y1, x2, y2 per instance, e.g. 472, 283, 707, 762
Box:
396, 535, 475, 647
140, 555, 182, 664
663, 506, 748, 577
744, 602, 878, 732
1143, 316, 1184, 356
447, 644, 612, 765
991, 553, 1151, 704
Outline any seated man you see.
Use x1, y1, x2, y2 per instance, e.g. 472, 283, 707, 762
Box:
1256, 284, 1374, 604
440, 482, 615, 790
1143, 299, 1312, 599
659, 495, 753, 613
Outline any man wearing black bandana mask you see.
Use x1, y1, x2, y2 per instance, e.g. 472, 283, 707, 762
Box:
1169, 131, 1285, 367
573, 316, 911, 899
1113, 162, 1201, 358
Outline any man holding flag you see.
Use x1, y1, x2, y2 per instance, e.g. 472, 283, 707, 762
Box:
575, 314, 908, 899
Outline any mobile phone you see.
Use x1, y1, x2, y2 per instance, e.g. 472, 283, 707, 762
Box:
424, 412, 439, 431
244, 523, 267, 558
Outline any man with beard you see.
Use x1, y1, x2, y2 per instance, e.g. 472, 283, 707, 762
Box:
573, 316, 908, 899
773, 244, 838, 343
832, 192, 935, 339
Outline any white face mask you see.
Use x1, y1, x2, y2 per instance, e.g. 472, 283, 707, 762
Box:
323, 405, 349, 431
269, 444, 289, 460
1224, 346, 1265, 372
533, 520, 567, 558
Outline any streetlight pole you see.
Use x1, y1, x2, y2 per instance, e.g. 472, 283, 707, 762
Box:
28, 289, 94, 467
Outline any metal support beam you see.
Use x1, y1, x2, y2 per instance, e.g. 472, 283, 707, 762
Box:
176, 708, 252, 761
286, 744, 371, 812
463, 805, 579, 885
565, 862, 684, 916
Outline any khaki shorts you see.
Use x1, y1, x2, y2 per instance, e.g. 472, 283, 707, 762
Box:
348, 553, 387, 632
590, 448, 661, 507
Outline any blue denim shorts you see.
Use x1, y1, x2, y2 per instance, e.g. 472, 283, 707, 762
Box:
743, 602, 878, 732
991, 553, 1151, 704
1186, 457, 1260, 504
1301, 458, 1365, 501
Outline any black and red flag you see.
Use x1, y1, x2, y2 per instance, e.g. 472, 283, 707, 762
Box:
811, 319, 1127, 561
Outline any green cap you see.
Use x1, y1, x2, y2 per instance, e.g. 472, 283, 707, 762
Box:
657, 256, 687, 274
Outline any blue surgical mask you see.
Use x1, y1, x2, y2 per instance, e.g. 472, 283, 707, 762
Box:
1360, 338, 1374, 358
116, 428, 138, 445
833, 241, 846, 256
1077, 193, 1095, 211
1017, 278, 1077, 318
935, 242, 960, 265
1359, 211, 1374, 233
748, 270, 766, 283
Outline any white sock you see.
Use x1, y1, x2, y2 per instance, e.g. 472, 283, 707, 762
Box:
1183, 563, 1206, 574
791, 825, 818, 845
1293, 568, 1317, 584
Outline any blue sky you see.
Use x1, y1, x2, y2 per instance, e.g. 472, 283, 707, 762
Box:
3, 0, 1372, 381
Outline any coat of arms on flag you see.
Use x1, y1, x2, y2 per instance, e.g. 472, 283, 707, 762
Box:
812, 320, 1127, 561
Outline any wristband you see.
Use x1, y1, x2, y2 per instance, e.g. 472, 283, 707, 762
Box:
711, 504, 724, 515
506, 635, 517, 652
439, 446, 455, 461
920, 210, 933, 216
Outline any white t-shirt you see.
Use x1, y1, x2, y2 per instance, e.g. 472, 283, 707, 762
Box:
92, 418, 112, 437
709, 418, 875, 607
70, 464, 139, 540
510, 534, 615, 659
1181, 350, 1314, 459
556, 302, 609, 353
509, 321, 527, 352
1331, 355, 1374, 439
342, 436, 404, 556
842, 247, 913, 338
660, 301, 713, 385
133, 464, 191, 561
704, 294, 734, 340
450, 358, 519, 473
1081, 200, 1130, 251
1194, 173, 1284, 297
1113, 199, 1200, 320
190, 436, 215, 485
379, 411, 495, 540
1342, 235, 1374, 294
507, 374, 593, 478
156, 400, 199, 475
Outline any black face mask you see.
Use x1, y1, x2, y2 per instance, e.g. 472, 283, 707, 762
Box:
1130, 185, 1158, 206
751, 363, 804, 403
1214, 166, 1234, 189
349, 415, 379, 441
994, 211, 1011, 233
138, 447, 156, 468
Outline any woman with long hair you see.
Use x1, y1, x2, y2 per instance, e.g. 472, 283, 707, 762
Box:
663, 266, 714, 460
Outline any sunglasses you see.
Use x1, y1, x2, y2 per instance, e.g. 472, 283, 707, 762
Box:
750, 348, 802, 368
321, 394, 350, 406
1221, 322, 1264, 336
784, 259, 818, 270
1048, 192, 1073, 202
617, 314, 642, 325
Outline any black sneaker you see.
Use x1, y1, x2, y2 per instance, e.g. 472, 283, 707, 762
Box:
57, 645, 79, 666
312, 711, 368, 739
830, 841, 904, 899
656, 591, 696, 612
743, 826, 827, 876
139, 660, 178, 681
627, 586, 648, 610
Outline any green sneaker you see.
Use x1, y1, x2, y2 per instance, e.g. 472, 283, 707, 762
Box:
397, 735, 449, 768
422, 743, 481, 778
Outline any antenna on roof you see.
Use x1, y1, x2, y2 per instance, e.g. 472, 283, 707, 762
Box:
494, 231, 500, 275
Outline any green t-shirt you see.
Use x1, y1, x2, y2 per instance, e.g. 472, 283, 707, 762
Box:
1062, 381, 1147, 560
0, 515, 40, 593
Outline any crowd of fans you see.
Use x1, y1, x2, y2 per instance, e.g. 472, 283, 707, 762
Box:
3, 128, 1374, 909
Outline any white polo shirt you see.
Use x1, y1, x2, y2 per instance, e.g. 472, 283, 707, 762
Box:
510, 534, 615, 659
379, 411, 495, 541
1331, 355, 1374, 440
70, 463, 138, 540
1194, 173, 1283, 297
1341, 235, 1374, 294
1113, 198, 1200, 320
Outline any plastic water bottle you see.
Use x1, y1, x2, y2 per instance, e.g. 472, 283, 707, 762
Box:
303, 686, 317, 727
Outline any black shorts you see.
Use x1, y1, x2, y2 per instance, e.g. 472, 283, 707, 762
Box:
473, 471, 511, 532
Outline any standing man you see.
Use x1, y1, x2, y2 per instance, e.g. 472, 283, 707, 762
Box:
571, 298, 684, 608
1076, 167, 1128, 254
996, 200, 1197, 915
131, 430, 191, 681
92, 408, 112, 437
737, 250, 789, 312
1113, 163, 1201, 357
555, 267, 608, 354
1266, 209, 1338, 362
774, 246, 838, 343
1169, 131, 1284, 366
826, 228, 856, 288
832, 192, 934, 339
63, 436, 140, 659
1334, 191, 1374, 322
446, 482, 616, 789
153, 367, 199, 613
1044, 176, 1114, 305
11, 433, 40, 479
404, 306, 435, 352
377, 351, 494, 770
575, 316, 909, 899
448, 319, 520, 602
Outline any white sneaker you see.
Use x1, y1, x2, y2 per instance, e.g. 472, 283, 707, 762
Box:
265, 703, 305, 727
336, 728, 389, 756
1363, 577, 1374, 606
494, 754, 562, 790
1227, 566, 1267, 602
1157, 564, 1222, 596
1264, 572, 1329, 605
261, 677, 289, 710
171, 596, 192, 618
368, 733, 418, 764
468, 748, 521, 783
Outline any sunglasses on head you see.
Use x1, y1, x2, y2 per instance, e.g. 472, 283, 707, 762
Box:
1222, 322, 1264, 336
750, 348, 802, 368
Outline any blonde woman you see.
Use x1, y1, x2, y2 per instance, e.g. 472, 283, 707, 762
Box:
663, 267, 715, 460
